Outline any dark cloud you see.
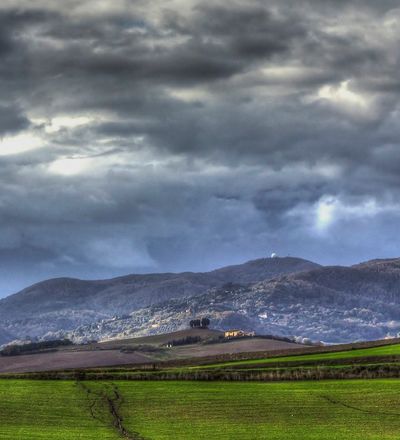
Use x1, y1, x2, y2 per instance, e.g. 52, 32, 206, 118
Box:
0, 0, 399, 296
0, 106, 29, 134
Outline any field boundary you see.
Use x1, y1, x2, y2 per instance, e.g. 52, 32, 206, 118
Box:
2, 362, 400, 382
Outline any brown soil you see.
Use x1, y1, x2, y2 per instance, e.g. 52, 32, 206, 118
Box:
172, 337, 298, 358
98, 328, 223, 349
0, 336, 299, 373
0, 349, 152, 373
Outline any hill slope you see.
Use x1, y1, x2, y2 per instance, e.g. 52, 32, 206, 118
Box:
0, 257, 319, 344
65, 258, 400, 344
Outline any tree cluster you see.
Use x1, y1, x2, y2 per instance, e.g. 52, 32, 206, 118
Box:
189, 318, 210, 329
166, 336, 202, 347
1, 339, 73, 356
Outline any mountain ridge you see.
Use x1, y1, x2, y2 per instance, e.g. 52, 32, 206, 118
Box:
2, 256, 400, 345
61, 257, 400, 344
0, 256, 320, 345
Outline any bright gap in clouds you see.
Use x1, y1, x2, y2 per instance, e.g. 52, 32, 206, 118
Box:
48, 157, 93, 176
313, 196, 400, 234
317, 80, 370, 111
315, 197, 336, 232
0, 133, 43, 156
44, 116, 94, 134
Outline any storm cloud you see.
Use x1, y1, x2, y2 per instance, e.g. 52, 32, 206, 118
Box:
0, 0, 400, 296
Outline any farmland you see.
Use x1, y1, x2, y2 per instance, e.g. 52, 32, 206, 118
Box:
2, 337, 400, 382
0, 330, 299, 374
195, 343, 400, 369
0, 380, 117, 439
1, 338, 400, 439
1, 379, 400, 439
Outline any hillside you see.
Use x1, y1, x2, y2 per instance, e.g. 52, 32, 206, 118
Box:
0, 257, 319, 344
3, 256, 400, 345
0, 328, 300, 373
0, 328, 13, 347
64, 258, 400, 344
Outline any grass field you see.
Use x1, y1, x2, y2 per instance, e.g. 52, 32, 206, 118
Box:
1, 379, 400, 439
0, 380, 117, 439
197, 343, 400, 369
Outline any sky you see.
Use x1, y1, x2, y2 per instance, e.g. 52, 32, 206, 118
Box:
0, 0, 400, 297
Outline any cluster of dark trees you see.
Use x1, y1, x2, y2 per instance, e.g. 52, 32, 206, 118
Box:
0, 339, 73, 356
189, 318, 210, 329
166, 336, 202, 347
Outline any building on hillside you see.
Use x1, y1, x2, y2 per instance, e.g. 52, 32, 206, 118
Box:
224, 329, 255, 339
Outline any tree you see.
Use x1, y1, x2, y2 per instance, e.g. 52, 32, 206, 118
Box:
190, 318, 209, 328
201, 317, 210, 328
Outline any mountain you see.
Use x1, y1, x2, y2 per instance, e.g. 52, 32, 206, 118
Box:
0, 256, 319, 344
0, 327, 13, 346
63, 258, 400, 344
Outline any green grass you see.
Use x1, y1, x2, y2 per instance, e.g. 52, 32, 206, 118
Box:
0, 380, 118, 439
1, 379, 400, 439
197, 343, 400, 369
107, 379, 400, 440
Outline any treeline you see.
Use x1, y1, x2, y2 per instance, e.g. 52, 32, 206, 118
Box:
166, 336, 202, 347
115, 364, 400, 382
0, 339, 73, 356
4, 363, 400, 382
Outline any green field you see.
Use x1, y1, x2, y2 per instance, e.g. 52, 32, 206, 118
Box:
0, 380, 117, 439
197, 343, 400, 369
1, 379, 400, 439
